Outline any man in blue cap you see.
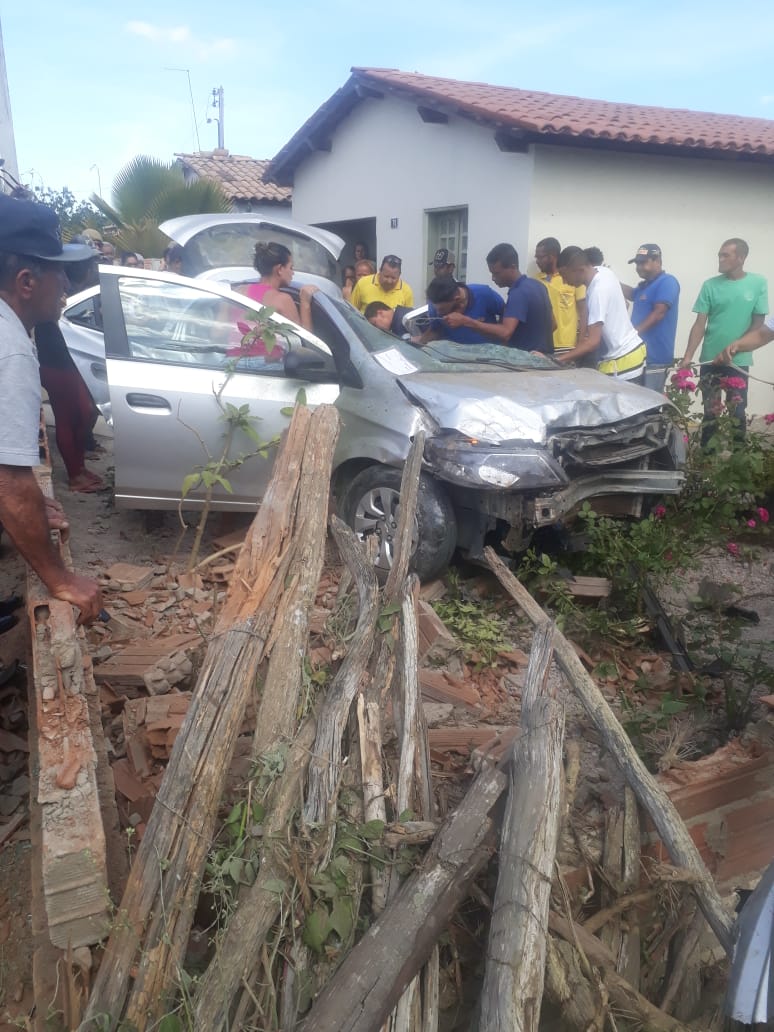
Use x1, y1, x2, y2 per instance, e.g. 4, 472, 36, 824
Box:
621, 243, 680, 391
0, 193, 103, 624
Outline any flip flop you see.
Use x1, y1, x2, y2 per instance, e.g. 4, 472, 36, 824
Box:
0, 595, 23, 619
0, 615, 19, 636
68, 479, 107, 494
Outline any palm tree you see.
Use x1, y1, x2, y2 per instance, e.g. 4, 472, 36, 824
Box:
91, 155, 232, 258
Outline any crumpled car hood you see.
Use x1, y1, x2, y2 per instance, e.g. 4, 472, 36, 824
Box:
400, 368, 672, 444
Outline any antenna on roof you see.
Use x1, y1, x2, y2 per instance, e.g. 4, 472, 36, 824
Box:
165, 67, 201, 152
210, 86, 225, 150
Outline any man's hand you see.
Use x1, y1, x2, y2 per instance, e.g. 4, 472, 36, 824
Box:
442, 311, 467, 329
44, 497, 70, 540
554, 350, 576, 365
677, 355, 694, 370
50, 571, 103, 626
713, 343, 738, 365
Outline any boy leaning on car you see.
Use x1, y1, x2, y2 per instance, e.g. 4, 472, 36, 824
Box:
0, 193, 103, 625
556, 246, 646, 384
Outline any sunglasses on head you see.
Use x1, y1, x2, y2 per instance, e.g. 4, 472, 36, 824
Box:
383, 255, 402, 266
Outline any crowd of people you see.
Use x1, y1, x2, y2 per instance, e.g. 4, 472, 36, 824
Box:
347, 235, 772, 440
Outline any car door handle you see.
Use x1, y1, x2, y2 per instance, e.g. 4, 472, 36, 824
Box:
125, 393, 172, 412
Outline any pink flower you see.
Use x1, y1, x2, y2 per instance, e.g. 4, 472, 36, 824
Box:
765, 413, 774, 425
682, 434, 689, 443
670, 369, 697, 392
653, 505, 666, 519
747, 519, 757, 528
720, 375, 747, 391
727, 542, 740, 557
757, 507, 770, 523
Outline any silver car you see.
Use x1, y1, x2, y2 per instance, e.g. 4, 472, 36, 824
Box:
61, 266, 684, 579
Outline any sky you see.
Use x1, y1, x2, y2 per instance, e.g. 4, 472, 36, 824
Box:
4, 1, 774, 202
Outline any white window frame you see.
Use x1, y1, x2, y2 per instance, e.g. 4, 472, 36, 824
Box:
426, 206, 469, 280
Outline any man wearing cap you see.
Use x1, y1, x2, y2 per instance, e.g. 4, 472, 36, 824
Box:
680, 238, 767, 443
429, 248, 456, 279
555, 246, 646, 382
0, 194, 103, 624
419, 275, 504, 345
621, 244, 680, 391
349, 255, 414, 313
533, 237, 587, 354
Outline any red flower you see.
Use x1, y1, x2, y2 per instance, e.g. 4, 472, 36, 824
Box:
719, 375, 747, 391
747, 519, 757, 528
653, 504, 666, 519
757, 507, 770, 523
727, 542, 740, 557
765, 413, 774, 425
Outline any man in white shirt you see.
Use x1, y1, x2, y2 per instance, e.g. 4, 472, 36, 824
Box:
556, 246, 646, 383
0, 193, 103, 624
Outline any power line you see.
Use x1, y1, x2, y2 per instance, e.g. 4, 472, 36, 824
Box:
164, 67, 201, 151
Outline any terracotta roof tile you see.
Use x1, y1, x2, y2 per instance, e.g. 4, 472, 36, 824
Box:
354, 68, 774, 157
175, 151, 291, 203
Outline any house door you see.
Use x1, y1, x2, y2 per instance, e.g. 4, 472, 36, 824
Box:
426, 207, 468, 280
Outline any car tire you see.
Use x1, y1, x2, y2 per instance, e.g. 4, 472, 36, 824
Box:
340, 465, 457, 582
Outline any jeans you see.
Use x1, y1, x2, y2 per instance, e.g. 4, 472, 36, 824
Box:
643, 364, 670, 393
698, 363, 748, 446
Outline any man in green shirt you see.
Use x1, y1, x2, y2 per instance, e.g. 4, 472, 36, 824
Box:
680, 238, 767, 443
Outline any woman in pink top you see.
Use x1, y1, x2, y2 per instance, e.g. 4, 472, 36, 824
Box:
230, 241, 317, 366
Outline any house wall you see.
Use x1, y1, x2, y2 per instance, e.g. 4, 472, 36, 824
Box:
528, 145, 774, 415
291, 95, 535, 297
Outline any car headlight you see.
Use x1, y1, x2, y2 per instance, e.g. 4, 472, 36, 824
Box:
424, 434, 567, 491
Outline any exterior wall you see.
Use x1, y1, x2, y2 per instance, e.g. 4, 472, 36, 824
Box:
0, 19, 18, 183
290, 95, 534, 297
528, 145, 774, 415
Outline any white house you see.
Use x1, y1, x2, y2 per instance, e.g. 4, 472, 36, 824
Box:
0, 17, 19, 187
267, 68, 774, 415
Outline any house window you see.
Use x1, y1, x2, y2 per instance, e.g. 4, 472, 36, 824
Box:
427, 207, 468, 280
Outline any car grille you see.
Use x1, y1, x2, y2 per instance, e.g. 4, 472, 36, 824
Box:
549, 413, 671, 470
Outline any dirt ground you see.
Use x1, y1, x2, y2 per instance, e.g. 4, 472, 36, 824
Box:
1, 413, 773, 1027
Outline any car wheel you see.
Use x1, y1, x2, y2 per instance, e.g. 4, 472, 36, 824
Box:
340, 465, 457, 581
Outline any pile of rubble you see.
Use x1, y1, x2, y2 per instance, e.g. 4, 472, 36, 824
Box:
18, 403, 774, 1031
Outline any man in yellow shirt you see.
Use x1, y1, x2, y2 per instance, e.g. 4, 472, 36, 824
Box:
534, 237, 587, 353
349, 255, 414, 312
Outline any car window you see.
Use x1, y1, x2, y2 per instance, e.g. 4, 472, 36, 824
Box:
183, 224, 338, 281
116, 276, 304, 373
65, 292, 103, 331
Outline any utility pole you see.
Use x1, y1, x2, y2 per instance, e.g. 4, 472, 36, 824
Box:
211, 86, 224, 150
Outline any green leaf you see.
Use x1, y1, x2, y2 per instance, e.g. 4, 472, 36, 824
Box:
397, 809, 414, 822
358, 819, 385, 841
158, 1015, 182, 1032
181, 473, 201, 499
296, 387, 308, 406
303, 903, 331, 954
215, 475, 233, 494
329, 896, 354, 943
262, 877, 287, 896
227, 858, 244, 884
226, 802, 243, 825
280, 406, 295, 417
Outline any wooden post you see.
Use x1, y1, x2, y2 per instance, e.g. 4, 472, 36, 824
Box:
81, 406, 339, 1030
298, 763, 507, 1032
479, 620, 564, 1032
483, 548, 734, 956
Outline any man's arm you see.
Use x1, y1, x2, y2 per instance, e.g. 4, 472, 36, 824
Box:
714, 323, 774, 365
679, 313, 708, 368
555, 322, 603, 365
576, 296, 588, 341
635, 302, 669, 336
0, 466, 102, 624
441, 310, 517, 343
620, 283, 634, 302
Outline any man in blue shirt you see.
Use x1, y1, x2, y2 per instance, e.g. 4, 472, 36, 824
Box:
621, 244, 680, 391
420, 276, 504, 345
432, 245, 553, 353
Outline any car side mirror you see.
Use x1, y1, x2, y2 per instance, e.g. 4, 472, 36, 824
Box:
284, 348, 337, 382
